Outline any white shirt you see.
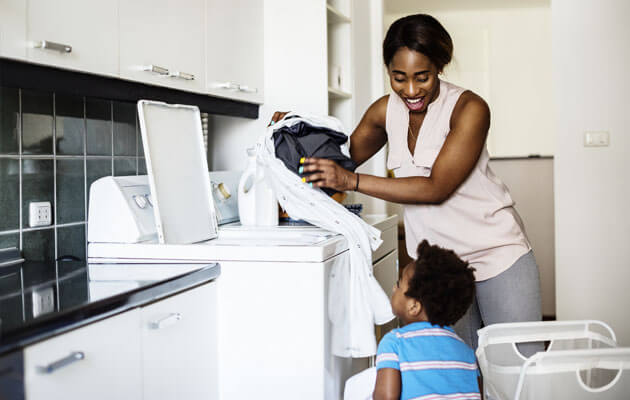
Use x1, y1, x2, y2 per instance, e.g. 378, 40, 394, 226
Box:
258, 113, 395, 357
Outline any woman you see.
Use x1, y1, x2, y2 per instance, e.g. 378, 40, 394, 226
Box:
271, 14, 541, 354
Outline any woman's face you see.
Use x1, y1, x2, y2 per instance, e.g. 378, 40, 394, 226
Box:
387, 47, 440, 114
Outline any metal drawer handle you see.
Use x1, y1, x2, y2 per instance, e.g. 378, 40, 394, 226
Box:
149, 313, 182, 330
170, 71, 195, 81
37, 351, 85, 374
33, 40, 72, 53
211, 81, 240, 90
238, 85, 258, 93
143, 65, 170, 75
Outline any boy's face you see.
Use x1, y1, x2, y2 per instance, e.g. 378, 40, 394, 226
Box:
391, 262, 419, 323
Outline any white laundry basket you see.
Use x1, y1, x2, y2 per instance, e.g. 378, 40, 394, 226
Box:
476, 320, 620, 400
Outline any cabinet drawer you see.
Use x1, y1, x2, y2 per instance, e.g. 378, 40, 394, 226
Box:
372, 226, 396, 263
24, 309, 142, 400
141, 281, 218, 399
373, 250, 398, 298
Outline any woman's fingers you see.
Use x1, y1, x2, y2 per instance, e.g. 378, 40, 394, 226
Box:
300, 158, 352, 191
268, 111, 290, 126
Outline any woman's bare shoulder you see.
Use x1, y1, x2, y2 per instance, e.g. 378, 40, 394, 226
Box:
451, 90, 490, 128
363, 95, 389, 127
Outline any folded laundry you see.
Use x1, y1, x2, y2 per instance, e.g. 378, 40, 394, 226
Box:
273, 115, 357, 196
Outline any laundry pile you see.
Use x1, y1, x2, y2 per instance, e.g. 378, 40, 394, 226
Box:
272, 115, 357, 196
257, 113, 395, 357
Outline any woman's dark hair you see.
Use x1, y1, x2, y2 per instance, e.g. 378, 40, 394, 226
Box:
383, 14, 453, 72
405, 240, 475, 327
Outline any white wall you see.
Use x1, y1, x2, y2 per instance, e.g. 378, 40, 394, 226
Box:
384, 7, 554, 157
553, 0, 630, 345
208, 0, 328, 171
350, 0, 389, 215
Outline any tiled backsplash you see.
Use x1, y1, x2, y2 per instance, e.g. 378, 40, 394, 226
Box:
0, 86, 147, 262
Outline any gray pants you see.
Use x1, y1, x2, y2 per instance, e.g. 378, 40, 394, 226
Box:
454, 250, 543, 357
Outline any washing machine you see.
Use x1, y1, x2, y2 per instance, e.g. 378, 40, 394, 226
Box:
87, 101, 358, 399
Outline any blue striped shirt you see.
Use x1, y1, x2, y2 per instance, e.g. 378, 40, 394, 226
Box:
376, 321, 480, 400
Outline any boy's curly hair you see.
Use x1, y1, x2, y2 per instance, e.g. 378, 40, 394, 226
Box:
405, 240, 476, 327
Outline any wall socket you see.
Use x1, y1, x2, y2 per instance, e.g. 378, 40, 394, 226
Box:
29, 201, 52, 227
32, 286, 55, 317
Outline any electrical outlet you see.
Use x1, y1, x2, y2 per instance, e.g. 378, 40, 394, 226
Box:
29, 201, 52, 227
32, 286, 55, 317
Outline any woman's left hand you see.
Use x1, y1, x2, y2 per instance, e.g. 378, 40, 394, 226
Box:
301, 157, 357, 192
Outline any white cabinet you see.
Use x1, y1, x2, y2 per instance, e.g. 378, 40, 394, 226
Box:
119, 0, 206, 93
206, 0, 264, 104
26, 0, 118, 77
24, 309, 143, 400
0, 0, 26, 60
23, 281, 218, 400
141, 282, 218, 399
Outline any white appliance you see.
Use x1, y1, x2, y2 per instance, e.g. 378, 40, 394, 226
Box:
87, 101, 356, 399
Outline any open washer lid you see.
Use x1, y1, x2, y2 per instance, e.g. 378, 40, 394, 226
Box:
137, 100, 218, 244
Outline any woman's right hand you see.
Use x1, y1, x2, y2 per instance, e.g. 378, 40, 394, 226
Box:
268, 111, 290, 126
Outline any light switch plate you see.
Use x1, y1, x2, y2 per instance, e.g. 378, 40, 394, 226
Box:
29, 201, 52, 227
584, 131, 610, 147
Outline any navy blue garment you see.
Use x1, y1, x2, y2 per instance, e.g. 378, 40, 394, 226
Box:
272, 119, 357, 196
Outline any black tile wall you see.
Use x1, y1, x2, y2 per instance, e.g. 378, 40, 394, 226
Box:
55, 94, 85, 155
21, 89, 53, 155
0, 86, 19, 155
86, 98, 112, 156
0, 86, 145, 262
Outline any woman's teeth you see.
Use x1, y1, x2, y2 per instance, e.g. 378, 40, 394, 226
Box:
407, 98, 422, 103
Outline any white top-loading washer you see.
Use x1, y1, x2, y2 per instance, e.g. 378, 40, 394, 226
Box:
87, 101, 355, 400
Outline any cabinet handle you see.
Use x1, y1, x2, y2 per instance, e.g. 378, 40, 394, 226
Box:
149, 313, 182, 330
170, 71, 195, 81
211, 81, 240, 90
238, 85, 258, 93
36, 351, 85, 374
143, 65, 170, 75
33, 40, 72, 53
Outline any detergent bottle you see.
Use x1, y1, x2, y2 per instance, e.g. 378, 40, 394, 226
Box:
237, 147, 278, 226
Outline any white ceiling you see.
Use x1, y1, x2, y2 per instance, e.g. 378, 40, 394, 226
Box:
384, 0, 550, 14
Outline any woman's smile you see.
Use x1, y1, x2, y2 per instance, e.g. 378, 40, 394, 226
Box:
404, 96, 426, 111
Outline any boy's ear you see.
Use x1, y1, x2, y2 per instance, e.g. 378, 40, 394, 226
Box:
407, 299, 422, 317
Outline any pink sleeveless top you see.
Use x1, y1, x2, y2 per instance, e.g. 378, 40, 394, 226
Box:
386, 80, 530, 281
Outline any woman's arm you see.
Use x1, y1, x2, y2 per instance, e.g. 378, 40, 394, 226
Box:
373, 368, 401, 400
349, 96, 389, 166
303, 91, 490, 204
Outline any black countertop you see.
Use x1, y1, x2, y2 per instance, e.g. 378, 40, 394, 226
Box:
0, 252, 220, 356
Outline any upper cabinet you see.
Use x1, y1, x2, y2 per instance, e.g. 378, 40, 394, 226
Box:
0, 0, 264, 105
206, 0, 264, 104
26, 0, 119, 77
0, 0, 26, 60
119, 0, 206, 94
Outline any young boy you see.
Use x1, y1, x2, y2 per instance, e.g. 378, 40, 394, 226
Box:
373, 240, 480, 400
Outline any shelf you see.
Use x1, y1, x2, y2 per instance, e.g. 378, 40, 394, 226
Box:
326, 4, 351, 24
328, 87, 352, 99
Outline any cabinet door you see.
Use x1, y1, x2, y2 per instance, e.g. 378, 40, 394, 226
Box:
119, 0, 206, 93
24, 309, 143, 400
0, 0, 27, 60
206, 0, 264, 104
141, 282, 218, 399
26, 0, 118, 77
373, 250, 399, 341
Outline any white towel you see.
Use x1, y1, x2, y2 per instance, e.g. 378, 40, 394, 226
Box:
257, 113, 394, 357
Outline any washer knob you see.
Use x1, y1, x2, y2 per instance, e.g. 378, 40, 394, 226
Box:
133, 195, 147, 209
